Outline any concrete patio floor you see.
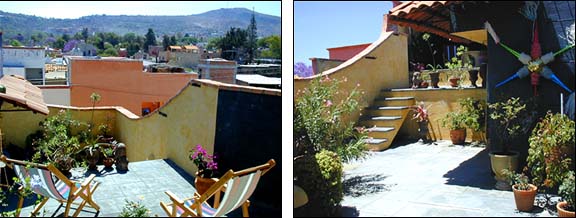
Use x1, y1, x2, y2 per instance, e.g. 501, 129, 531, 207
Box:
341, 140, 560, 217
9, 159, 257, 217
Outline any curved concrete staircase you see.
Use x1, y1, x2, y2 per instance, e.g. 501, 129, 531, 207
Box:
358, 90, 414, 151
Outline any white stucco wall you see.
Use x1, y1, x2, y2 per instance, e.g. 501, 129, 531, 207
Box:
41, 88, 71, 106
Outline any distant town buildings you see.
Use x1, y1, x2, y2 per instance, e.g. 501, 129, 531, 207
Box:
1, 45, 46, 85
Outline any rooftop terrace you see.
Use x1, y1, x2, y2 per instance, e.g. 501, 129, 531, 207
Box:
1, 159, 274, 217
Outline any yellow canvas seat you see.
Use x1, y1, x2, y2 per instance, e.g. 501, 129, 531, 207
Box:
160, 159, 275, 217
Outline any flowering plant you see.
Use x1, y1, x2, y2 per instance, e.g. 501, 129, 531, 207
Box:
189, 145, 218, 178
410, 102, 430, 123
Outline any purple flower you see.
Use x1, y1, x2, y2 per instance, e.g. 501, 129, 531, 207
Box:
189, 144, 218, 178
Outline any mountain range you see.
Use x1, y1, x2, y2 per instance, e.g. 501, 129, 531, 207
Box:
0, 8, 281, 40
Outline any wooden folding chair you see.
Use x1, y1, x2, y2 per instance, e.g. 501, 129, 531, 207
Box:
160, 159, 275, 217
0, 155, 100, 217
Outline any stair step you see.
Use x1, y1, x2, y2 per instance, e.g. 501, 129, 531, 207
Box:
367, 106, 409, 110
367, 127, 395, 132
377, 97, 414, 101
365, 138, 388, 144
367, 116, 402, 121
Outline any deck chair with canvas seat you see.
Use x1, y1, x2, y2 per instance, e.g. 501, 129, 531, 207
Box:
160, 159, 275, 217
0, 155, 101, 217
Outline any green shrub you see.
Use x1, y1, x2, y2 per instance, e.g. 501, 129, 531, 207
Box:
558, 171, 575, 211
119, 200, 151, 217
458, 97, 486, 132
527, 112, 575, 188
294, 150, 343, 216
294, 75, 367, 163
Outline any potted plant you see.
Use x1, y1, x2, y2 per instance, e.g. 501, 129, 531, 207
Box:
459, 97, 486, 142
502, 169, 538, 212
119, 200, 151, 217
422, 33, 442, 88
441, 111, 467, 145
425, 64, 443, 88
189, 144, 219, 195
84, 143, 101, 171
557, 172, 575, 217
527, 112, 575, 189
32, 110, 84, 176
444, 45, 471, 87
410, 102, 432, 143
488, 97, 533, 190
97, 123, 114, 143
102, 146, 115, 169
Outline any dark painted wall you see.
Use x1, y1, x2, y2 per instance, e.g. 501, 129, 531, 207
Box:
457, 2, 575, 166
213, 90, 281, 215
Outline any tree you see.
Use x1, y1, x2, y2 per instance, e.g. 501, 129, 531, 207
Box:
100, 47, 119, 57
220, 27, 247, 61
123, 32, 137, 43
259, 35, 281, 59
62, 33, 70, 42
207, 37, 222, 50
81, 28, 89, 41
162, 35, 170, 50
144, 28, 157, 53
53, 37, 66, 49
246, 10, 258, 64
170, 35, 177, 46
294, 62, 313, 78
10, 39, 23, 46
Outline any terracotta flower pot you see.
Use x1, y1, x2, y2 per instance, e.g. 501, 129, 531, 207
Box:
449, 128, 466, 145
512, 184, 537, 212
103, 158, 115, 169
557, 201, 575, 217
195, 171, 217, 195
449, 77, 461, 87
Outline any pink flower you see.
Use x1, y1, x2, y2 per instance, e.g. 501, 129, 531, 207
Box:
325, 100, 333, 107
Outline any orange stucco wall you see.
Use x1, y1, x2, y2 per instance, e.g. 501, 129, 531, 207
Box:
69, 58, 197, 116
327, 43, 371, 61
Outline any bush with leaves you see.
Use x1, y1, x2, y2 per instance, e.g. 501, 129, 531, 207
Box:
32, 110, 86, 170
558, 171, 575, 212
527, 112, 575, 188
488, 97, 536, 154
458, 97, 486, 132
294, 75, 367, 216
294, 150, 342, 216
294, 75, 368, 163
119, 200, 151, 217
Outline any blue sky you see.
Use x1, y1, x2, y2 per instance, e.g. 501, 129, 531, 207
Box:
0, 1, 281, 18
294, 1, 393, 65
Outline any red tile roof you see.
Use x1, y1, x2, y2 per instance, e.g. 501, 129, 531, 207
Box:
388, 1, 470, 43
0, 75, 49, 115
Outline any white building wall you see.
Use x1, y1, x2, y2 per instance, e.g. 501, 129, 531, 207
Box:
2, 67, 26, 78
2, 48, 45, 69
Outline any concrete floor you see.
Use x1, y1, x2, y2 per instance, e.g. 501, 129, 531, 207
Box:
9, 159, 261, 217
341, 140, 559, 217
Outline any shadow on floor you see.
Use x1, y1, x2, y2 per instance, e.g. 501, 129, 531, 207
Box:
442, 147, 496, 190
339, 206, 360, 217
343, 174, 395, 197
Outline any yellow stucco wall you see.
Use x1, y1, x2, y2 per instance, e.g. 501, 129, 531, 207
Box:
1, 80, 219, 177
115, 80, 219, 176
295, 32, 409, 123
392, 88, 487, 142
1, 106, 117, 149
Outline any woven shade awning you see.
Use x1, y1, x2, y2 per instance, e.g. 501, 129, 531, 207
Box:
0, 75, 49, 115
388, 1, 470, 43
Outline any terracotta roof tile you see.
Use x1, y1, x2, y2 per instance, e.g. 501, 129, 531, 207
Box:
0, 75, 49, 115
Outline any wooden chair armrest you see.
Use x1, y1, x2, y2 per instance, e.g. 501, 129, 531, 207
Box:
81, 174, 97, 187
165, 191, 185, 205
